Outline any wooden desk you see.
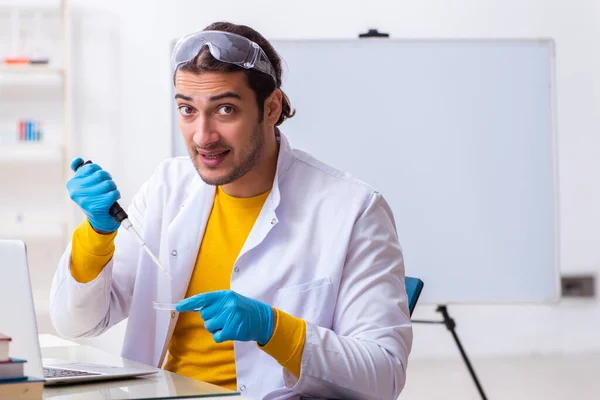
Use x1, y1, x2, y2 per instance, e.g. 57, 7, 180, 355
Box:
40, 335, 244, 400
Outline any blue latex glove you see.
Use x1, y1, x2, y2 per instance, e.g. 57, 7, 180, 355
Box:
176, 290, 275, 346
66, 157, 121, 233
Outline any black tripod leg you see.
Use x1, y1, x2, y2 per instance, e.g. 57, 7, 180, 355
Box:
437, 306, 488, 400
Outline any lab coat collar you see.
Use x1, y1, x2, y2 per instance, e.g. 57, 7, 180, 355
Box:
234, 129, 293, 263
269, 128, 294, 212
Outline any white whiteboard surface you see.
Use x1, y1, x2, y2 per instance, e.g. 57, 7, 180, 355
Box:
172, 39, 560, 305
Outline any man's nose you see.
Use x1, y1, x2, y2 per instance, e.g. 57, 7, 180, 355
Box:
192, 116, 219, 147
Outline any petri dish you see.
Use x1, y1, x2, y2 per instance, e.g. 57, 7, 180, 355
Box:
153, 301, 200, 311
153, 301, 178, 311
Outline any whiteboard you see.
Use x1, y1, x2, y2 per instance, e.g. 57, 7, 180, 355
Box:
172, 39, 560, 304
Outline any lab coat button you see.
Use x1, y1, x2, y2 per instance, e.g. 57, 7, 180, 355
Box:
171, 250, 178, 256
270, 218, 277, 225
239, 385, 246, 391
234, 267, 240, 273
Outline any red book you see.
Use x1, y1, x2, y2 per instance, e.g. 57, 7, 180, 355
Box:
0, 334, 10, 363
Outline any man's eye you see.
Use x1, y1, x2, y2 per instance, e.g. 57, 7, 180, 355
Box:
217, 106, 235, 116
178, 106, 194, 116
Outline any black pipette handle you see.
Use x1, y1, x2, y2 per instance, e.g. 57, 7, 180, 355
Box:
74, 159, 129, 224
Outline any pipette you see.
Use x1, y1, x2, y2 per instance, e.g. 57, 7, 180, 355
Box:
74, 160, 171, 279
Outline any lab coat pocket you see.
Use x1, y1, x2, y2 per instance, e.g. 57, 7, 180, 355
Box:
274, 277, 333, 324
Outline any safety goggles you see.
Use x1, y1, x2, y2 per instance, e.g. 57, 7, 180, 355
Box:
171, 30, 277, 83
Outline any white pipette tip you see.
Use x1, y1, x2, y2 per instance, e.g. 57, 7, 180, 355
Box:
143, 244, 172, 280
122, 219, 171, 280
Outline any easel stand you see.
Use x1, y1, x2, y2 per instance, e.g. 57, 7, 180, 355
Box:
413, 305, 488, 400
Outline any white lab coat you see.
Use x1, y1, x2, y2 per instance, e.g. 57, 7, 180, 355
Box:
50, 132, 413, 400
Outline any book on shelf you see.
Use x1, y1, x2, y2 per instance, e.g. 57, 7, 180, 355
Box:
0, 377, 44, 400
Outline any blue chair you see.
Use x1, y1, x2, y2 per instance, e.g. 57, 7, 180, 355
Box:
405, 276, 424, 316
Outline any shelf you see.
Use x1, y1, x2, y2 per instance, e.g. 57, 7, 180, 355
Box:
0, 221, 63, 239
0, 143, 63, 163
0, 65, 65, 86
0, 1, 63, 11
0, 64, 64, 75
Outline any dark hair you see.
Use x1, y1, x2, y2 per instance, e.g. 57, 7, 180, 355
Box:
176, 22, 295, 126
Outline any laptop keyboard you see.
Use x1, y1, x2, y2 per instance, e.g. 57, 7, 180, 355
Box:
44, 367, 101, 378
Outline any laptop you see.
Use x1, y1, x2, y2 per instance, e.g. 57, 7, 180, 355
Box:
0, 239, 158, 385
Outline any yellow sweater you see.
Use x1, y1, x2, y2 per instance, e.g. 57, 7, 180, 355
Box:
70, 187, 306, 390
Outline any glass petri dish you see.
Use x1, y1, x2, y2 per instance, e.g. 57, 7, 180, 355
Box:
153, 301, 178, 311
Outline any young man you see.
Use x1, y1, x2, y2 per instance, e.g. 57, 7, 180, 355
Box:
50, 22, 413, 400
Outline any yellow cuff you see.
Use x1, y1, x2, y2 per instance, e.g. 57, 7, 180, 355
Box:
259, 308, 306, 378
70, 219, 117, 283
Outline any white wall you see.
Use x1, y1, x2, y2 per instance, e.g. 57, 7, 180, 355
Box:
61, 0, 600, 360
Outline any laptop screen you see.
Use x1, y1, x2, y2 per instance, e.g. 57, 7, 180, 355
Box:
0, 240, 45, 379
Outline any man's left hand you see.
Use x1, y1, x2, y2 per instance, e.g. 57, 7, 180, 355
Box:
176, 290, 275, 346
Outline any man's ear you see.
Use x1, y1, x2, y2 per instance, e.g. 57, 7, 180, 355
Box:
264, 89, 283, 126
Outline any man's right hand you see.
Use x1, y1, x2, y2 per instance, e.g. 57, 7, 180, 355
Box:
67, 157, 121, 233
